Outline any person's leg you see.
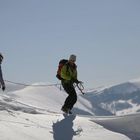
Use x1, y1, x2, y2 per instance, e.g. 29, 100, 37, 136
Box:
62, 83, 77, 110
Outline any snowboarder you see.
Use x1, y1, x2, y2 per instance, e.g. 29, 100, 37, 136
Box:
0, 53, 5, 91
60, 54, 81, 114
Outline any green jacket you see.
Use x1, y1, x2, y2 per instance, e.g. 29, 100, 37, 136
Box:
61, 63, 77, 83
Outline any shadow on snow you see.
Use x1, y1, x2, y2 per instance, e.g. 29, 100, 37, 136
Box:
52, 115, 82, 140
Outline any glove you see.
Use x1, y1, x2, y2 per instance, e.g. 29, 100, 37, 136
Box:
71, 79, 78, 83
73, 79, 82, 84
2, 86, 5, 91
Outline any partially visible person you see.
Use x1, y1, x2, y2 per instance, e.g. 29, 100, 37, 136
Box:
0, 53, 5, 91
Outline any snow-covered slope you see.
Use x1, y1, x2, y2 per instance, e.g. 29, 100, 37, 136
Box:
92, 113, 140, 140
0, 110, 131, 140
7, 84, 94, 115
0, 82, 133, 140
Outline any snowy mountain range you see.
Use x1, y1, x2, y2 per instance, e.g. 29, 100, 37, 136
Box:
85, 79, 140, 116
0, 78, 140, 140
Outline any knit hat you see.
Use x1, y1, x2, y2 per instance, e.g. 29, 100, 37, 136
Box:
69, 54, 76, 61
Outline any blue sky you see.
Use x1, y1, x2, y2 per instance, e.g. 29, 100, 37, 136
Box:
0, 0, 140, 88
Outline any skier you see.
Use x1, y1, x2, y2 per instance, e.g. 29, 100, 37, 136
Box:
60, 54, 81, 114
0, 53, 5, 91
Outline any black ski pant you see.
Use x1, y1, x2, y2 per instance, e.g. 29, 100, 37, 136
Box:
61, 82, 77, 110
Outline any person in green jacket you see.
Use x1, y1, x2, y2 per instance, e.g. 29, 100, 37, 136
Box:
60, 54, 80, 114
